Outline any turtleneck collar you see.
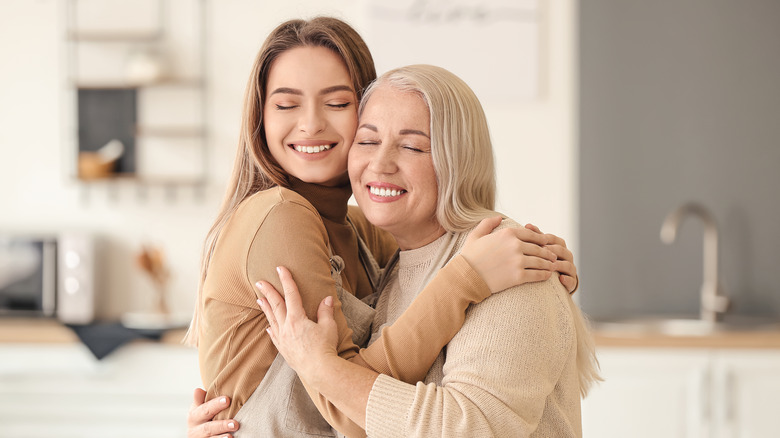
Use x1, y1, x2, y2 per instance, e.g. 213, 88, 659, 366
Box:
288, 176, 352, 224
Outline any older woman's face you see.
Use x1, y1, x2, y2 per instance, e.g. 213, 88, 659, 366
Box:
349, 86, 443, 250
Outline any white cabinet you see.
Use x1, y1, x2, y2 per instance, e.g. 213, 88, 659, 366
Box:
582, 348, 780, 438
0, 343, 201, 438
712, 351, 780, 438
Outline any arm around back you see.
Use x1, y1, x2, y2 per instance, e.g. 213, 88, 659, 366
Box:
365, 276, 580, 438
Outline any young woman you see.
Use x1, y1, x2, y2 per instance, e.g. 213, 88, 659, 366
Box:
186, 17, 579, 438
257, 65, 601, 437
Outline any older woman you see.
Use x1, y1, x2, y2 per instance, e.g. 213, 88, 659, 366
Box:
258, 65, 601, 437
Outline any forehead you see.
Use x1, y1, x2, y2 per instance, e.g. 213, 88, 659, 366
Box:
266, 46, 351, 89
361, 86, 430, 129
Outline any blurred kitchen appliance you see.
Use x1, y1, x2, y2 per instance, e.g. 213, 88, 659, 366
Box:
0, 234, 96, 323
57, 234, 97, 324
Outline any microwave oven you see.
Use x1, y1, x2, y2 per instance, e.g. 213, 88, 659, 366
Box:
0, 234, 96, 324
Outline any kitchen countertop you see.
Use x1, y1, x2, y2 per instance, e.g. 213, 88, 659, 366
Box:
593, 330, 780, 349
3, 318, 780, 349
0, 318, 189, 345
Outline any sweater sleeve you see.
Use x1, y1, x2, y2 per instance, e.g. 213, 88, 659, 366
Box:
365, 277, 576, 438
199, 198, 360, 420
302, 255, 493, 437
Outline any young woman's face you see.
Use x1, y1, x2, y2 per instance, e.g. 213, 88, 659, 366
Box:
349, 86, 443, 250
263, 46, 357, 186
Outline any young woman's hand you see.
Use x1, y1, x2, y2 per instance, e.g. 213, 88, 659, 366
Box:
524, 223, 579, 293
256, 266, 339, 379
186, 388, 239, 438
461, 216, 557, 293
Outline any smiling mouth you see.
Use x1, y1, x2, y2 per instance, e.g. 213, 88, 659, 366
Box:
368, 185, 407, 197
290, 144, 334, 154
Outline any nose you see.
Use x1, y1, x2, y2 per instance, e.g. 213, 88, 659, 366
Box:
298, 105, 326, 135
367, 144, 398, 174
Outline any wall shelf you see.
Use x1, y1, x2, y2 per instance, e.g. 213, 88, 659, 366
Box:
74, 78, 204, 89
64, 0, 208, 196
67, 30, 163, 42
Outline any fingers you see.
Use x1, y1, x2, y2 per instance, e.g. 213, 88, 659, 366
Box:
512, 227, 550, 246
542, 232, 567, 249
192, 387, 206, 407
560, 275, 577, 293
524, 223, 542, 234
189, 394, 229, 425
187, 394, 238, 438
466, 216, 503, 243
519, 241, 557, 262
546, 243, 574, 264
521, 254, 555, 271
256, 281, 284, 334
275, 266, 306, 320
317, 295, 334, 324
553, 259, 577, 279
189, 418, 239, 438
519, 269, 553, 284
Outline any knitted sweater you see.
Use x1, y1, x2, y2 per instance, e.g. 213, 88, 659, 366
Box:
198, 178, 491, 428
365, 220, 583, 437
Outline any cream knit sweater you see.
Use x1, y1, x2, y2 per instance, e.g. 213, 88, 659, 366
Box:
365, 220, 584, 437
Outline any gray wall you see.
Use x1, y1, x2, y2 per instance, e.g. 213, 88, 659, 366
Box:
579, 0, 780, 319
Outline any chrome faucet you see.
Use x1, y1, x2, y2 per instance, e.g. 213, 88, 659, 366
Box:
661, 202, 730, 323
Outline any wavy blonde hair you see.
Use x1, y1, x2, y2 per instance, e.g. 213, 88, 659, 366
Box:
360, 65, 601, 395
184, 17, 376, 347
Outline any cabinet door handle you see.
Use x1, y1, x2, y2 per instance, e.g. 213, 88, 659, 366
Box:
725, 370, 736, 424
700, 368, 711, 423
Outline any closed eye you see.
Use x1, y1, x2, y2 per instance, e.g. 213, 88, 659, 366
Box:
327, 102, 352, 109
275, 104, 298, 110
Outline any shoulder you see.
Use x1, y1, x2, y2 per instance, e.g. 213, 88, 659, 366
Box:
237, 186, 318, 219
227, 187, 323, 232
215, 187, 327, 256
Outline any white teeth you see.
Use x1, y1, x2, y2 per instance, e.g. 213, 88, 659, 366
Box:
294, 144, 331, 153
369, 186, 404, 197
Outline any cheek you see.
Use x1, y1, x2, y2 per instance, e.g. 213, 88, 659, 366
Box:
339, 112, 359, 144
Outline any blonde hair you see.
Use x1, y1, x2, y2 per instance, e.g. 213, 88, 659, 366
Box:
184, 17, 376, 346
361, 65, 601, 396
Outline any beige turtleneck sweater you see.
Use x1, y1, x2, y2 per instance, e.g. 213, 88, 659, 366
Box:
365, 221, 584, 437
198, 178, 491, 426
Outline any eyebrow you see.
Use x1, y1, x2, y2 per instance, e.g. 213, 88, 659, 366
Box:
269, 85, 354, 96
357, 124, 430, 138
399, 129, 430, 138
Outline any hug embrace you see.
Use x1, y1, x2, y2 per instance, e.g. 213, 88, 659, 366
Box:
185, 16, 600, 438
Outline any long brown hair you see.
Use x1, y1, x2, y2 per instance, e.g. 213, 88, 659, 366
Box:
184, 17, 376, 346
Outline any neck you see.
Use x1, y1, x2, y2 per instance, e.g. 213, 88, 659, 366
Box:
288, 176, 352, 223
392, 223, 447, 251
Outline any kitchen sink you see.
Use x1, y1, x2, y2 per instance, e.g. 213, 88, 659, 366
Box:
592, 314, 780, 336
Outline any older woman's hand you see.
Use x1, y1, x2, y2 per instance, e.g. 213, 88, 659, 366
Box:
186, 388, 239, 438
461, 216, 558, 294
524, 223, 579, 293
256, 266, 340, 379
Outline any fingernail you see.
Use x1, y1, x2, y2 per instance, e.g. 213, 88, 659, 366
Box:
266, 328, 271, 335
228, 422, 235, 428
257, 298, 264, 308
325, 295, 333, 307
276, 266, 282, 274
220, 397, 227, 404
255, 281, 263, 289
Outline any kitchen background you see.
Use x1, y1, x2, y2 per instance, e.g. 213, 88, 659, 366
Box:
0, 0, 778, 437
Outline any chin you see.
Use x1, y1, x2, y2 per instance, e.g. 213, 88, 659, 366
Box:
298, 171, 348, 186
